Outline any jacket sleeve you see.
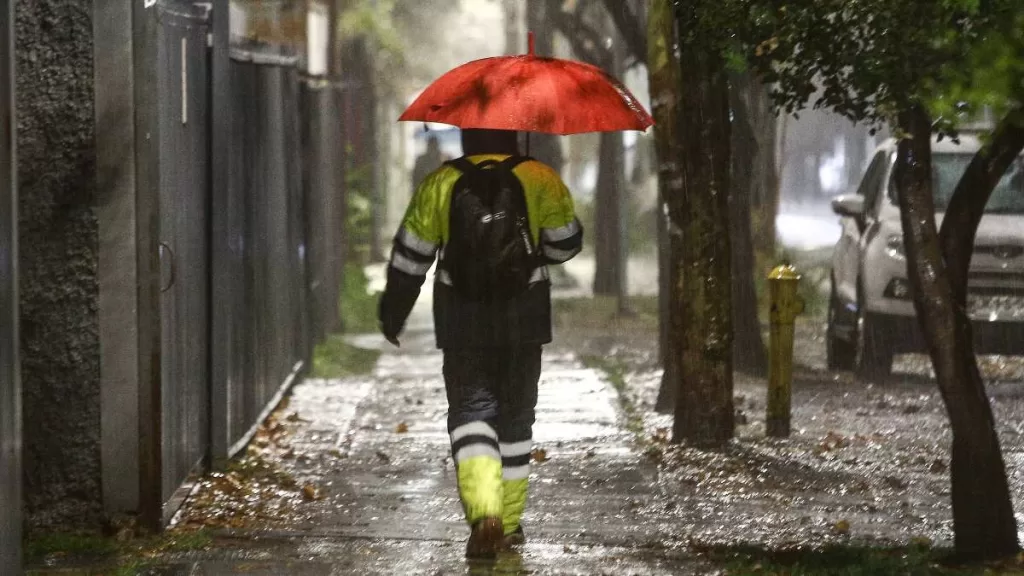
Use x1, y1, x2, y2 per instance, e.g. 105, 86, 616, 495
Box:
536, 174, 584, 265
378, 172, 444, 339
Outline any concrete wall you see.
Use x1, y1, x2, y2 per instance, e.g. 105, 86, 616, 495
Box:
15, 0, 102, 530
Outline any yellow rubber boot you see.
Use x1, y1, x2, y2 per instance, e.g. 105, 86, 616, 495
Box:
456, 455, 504, 525
501, 477, 529, 537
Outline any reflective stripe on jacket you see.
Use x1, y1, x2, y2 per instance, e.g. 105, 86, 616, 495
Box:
379, 155, 583, 348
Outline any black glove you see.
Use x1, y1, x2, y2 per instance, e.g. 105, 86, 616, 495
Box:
378, 298, 402, 347
378, 262, 425, 348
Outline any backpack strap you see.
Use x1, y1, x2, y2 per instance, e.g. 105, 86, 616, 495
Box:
445, 157, 479, 175
446, 156, 534, 174
497, 155, 533, 172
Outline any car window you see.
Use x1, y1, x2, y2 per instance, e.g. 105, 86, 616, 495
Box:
857, 151, 887, 214
887, 154, 1024, 213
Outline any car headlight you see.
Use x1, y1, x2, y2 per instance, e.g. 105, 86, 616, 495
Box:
884, 278, 912, 300
886, 235, 906, 260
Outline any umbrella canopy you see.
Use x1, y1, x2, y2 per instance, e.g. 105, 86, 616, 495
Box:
399, 36, 653, 135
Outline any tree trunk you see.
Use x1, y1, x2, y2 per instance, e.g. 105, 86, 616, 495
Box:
670, 4, 734, 444
503, 0, 523, 55
728, 71, 767, 376
751, 82, 777, 254
593, 130, 624, 296
647, 0, 683, 413
935, 106, 1024, 561
894, 104, 1019, 562
592, 18, 626, 298
526, 1, 564, 173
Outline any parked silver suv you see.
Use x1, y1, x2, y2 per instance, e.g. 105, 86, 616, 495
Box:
827, 135, 1024, 377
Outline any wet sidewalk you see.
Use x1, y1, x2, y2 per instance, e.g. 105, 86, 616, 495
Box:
141, 323, 707, 574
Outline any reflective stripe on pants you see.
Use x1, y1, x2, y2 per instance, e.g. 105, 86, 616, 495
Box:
444, 346, 541, 529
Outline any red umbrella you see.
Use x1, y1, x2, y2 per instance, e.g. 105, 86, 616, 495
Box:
399, 34, 653, 135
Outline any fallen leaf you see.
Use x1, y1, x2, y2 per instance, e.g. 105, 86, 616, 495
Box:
833, 519, 850, 535
652, 428, 670, 443
302, 484, 320, 501
395, 422, 409, 434
531, 448, 548, 463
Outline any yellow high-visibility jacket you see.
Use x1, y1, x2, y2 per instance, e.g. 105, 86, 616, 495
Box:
379, 154, 583, 347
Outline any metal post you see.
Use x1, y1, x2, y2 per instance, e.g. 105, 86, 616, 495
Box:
0, 0, 20, 567
209, 0, 232, 469
133, 0, 164, 533
766, 263, 803, 437
95, 0, 141, 514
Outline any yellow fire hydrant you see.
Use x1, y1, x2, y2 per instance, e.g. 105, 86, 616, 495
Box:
767, 263, 804, 437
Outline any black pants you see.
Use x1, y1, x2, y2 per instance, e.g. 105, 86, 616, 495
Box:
443, 346, 542, 457
443, 346, 542, 527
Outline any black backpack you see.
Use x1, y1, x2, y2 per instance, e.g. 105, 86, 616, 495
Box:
442, 156, 536, 301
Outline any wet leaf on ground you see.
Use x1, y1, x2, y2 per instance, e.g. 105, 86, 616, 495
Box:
911, 536, 933, 548
532, 448, 548, 463
652, 428, 670, 443
395, 422, 409, 434
302, 484, 322, 501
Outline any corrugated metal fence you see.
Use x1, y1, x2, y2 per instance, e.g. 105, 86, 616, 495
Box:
219, 46, 309, 458
151, 1, 346, 523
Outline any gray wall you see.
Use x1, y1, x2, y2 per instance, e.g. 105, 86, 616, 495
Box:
0, 0, 21, 568
16, 0, 102, 530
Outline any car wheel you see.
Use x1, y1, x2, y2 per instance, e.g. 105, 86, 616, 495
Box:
856, 309, 894, 381
826, 283, 856, 371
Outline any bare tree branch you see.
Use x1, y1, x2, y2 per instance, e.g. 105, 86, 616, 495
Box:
551, 7, 611, 68
601, 0, 647, 64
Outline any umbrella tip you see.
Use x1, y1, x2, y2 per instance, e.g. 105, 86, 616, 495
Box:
528, 31, 535, 56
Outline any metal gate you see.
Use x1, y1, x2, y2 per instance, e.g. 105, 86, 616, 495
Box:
221, 46, 306, 454
0, 0, 20, 568
157, 0, 212, 513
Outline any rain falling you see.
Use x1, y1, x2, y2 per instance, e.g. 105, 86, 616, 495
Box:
3, 0, 1024, 574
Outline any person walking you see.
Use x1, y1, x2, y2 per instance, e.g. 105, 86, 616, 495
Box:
411, 134, 448, 197
378, 128, 583, 558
